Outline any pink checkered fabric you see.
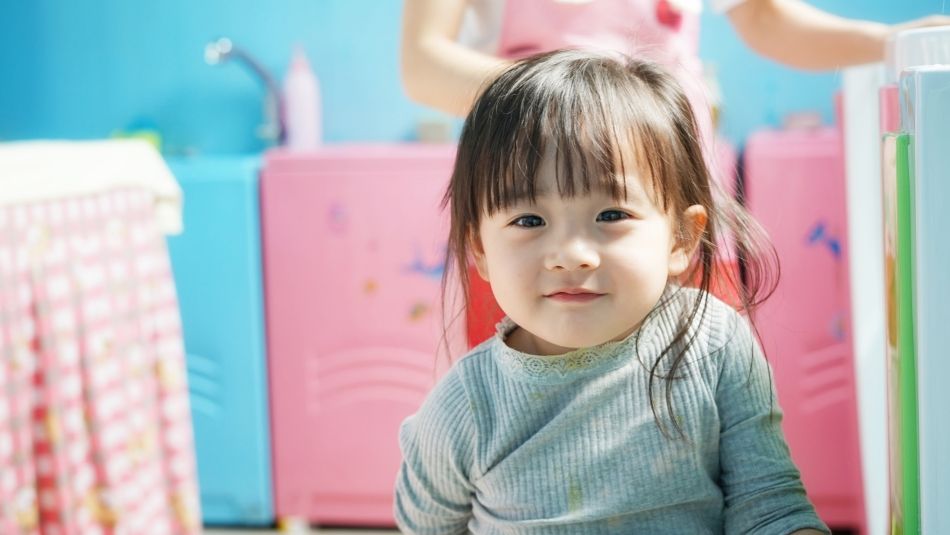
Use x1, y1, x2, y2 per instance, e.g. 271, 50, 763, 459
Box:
0, 188, 201, 535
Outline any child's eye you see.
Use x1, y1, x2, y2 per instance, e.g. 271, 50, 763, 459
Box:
511, 215, 545, 228
597, 210, 631, 222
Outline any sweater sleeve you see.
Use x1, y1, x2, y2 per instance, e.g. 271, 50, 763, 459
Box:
716, 310, 831, 535
394, 367, 477, 535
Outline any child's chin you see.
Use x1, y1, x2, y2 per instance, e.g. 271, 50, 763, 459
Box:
542, 329, 617, 351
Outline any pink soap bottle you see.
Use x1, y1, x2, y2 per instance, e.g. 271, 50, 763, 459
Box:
283, 45, 322, 150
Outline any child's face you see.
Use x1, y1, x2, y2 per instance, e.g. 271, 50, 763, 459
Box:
472, 149, 704, 355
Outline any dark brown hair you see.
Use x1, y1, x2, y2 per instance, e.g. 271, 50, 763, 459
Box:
439, 49, 779, 439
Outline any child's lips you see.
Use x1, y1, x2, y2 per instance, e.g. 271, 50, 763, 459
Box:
545, 292, 605, 302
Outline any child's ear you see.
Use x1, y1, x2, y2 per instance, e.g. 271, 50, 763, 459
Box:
668, 204, 708, 277
470, 231, 490, 281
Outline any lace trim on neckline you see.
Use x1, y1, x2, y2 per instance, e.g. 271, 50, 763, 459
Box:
491, 315, 663, 383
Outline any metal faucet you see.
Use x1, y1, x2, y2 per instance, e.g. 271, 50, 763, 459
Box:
205, 37, 286, 145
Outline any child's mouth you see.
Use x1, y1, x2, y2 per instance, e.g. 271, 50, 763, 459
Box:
546, 292, 605, 303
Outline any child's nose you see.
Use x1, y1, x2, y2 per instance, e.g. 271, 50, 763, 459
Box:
544, 237, 601, 271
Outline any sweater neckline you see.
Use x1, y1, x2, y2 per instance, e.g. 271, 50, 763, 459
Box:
490, 312, 664, 385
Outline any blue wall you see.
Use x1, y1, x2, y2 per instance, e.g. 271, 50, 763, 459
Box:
0, 1, 944, 154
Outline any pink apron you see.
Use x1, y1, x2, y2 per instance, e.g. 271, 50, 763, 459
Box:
494, 0, 713, 152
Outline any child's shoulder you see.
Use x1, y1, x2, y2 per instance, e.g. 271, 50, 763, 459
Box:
680, 289, 763, 374
447, 336, 503, 387
407, 341, 499, 440
421, 339, 498, 407
663, 286, 746, 352
648, 287, 761, 386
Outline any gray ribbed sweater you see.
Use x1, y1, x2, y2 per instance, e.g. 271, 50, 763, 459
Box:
394, 288, 830, 534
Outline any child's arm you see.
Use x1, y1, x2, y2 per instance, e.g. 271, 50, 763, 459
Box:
727, 0, 950, 70
715, 311, 831, 535
401, 0, 512, 116
394, 370, 476, 534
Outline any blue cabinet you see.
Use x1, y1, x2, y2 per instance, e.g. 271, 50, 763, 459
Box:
166, 156, 273, 526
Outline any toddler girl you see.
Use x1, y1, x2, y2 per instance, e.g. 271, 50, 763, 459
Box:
395, 48, 829, 535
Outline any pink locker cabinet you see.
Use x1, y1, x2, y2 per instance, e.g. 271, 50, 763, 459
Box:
744, 127, 866, 534
260, 144, 464, 527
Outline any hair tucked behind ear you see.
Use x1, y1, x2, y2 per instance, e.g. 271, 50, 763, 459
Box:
438, 48, 780, 440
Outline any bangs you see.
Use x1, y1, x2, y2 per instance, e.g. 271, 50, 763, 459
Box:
450, 50, 692, 222
477, 96, 636, 213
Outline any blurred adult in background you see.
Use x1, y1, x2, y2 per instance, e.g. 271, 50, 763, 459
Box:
401, 0, 950, 121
